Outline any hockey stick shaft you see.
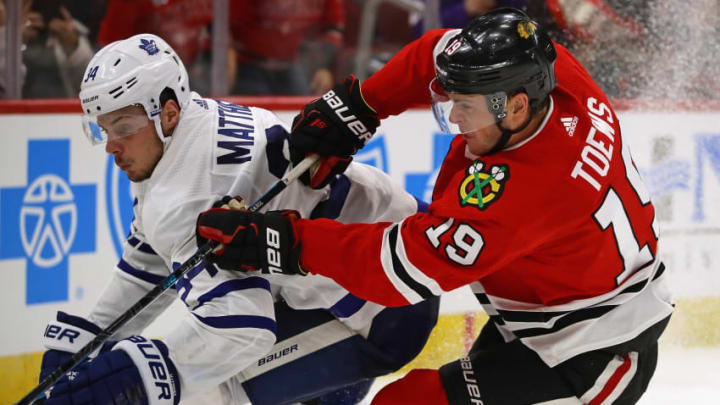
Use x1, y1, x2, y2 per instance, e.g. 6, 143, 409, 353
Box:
17, 154, 320, 405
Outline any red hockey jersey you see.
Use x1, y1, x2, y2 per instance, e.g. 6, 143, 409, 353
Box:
97, 0, 213, 64
294, 29, 673, 366
229, 0, 344, 62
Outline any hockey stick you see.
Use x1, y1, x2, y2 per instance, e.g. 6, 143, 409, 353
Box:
17, 154, 320, 405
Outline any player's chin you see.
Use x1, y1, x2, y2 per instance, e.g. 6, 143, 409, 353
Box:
465, 139, 490, 156
125, 168, 150, 182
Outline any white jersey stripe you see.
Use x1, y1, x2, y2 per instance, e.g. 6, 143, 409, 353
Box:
380, 224, 425, 304
599, 352, 638, 405
580, 355, 625, 403
486, 260, 660, 313
394, 219, 447, 297
580, 352, 638, 405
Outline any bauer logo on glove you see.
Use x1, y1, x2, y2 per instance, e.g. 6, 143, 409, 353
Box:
290, 74, 380, 189
322, 88, 373, 145
195, 208, 308, 275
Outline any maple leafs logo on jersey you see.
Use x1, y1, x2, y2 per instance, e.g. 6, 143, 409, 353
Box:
138, 38, 159, 55
458, 160, 509, 210
517, 21, 537, 39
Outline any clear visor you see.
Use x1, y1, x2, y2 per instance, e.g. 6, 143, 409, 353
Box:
82, 109, 151, 145
429, 78, 507, 135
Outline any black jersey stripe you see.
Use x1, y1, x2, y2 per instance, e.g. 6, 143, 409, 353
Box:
513, 305, 617, 338
388, 225, 435, 300
480, 264, 664, 324
474, 292, 491, 305
488, 313, 506, 326
652, 262, 665, 280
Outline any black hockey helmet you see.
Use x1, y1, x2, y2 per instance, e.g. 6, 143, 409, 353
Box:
435, 8, 557, 114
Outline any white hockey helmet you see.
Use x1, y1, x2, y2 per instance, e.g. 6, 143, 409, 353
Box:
79, 33, 190, 145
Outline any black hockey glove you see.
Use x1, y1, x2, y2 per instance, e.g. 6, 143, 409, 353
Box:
195, 208, 308, 275
290, 74, 380, 189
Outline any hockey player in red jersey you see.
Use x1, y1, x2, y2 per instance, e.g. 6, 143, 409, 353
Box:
196, 8, 674, 404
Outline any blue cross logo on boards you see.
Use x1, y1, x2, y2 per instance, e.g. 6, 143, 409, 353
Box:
0, 139, 96, 305
405, 132, 455, 202
355, 136, 389, 173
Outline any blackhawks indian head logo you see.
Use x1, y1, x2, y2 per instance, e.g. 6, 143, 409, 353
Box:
517, 21, 537, 39
458, 160, 509, 210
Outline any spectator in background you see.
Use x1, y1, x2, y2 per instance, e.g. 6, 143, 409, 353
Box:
542, 0, 650, 98
229, 0, 344, 96
96, 0, 233, 95
20, 0, 94, 98
412, 0, 529, 37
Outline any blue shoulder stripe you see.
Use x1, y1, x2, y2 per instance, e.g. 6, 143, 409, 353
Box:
127, 236, 158, 255
117, 259, 165, 285
310, 174, 351, 220
196, 277, 271, 307
193, 313, 277, 335
328, 293, 367, 318
415, 197, 429, 213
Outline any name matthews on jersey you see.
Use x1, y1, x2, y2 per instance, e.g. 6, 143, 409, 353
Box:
216, 100, 255, 165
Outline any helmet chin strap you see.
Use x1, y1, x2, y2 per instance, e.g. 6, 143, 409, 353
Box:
486, 111, 533, 155
152, 108, 180, 152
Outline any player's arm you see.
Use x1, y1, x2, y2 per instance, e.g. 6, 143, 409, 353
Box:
362, 28, 455, 118
87, 220, 177, 336
46, 203, 277, 405
196, 203, 537, 307
40, 219, 174, 380
42, 223, 181, 405
155, 199, 278, 399
293, 213, 506, 306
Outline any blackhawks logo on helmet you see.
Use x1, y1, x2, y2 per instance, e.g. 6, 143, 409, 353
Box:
517, 21, 537, 39
458, 160, 509, 210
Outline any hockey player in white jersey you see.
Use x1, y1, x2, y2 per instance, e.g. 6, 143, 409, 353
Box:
39, 34, 438, 405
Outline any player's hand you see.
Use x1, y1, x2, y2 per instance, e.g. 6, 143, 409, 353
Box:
290, 74, 380, 189
211, 195, 249, 210
40, 312, 103, 383
45, 336, 180, 405
195, 208, 307, 275
48, 7, 79, 54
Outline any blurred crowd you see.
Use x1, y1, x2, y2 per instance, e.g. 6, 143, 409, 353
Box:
1, 0, 718, 100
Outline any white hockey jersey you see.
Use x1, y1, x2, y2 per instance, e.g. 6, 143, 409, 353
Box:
87, 94, 420, 398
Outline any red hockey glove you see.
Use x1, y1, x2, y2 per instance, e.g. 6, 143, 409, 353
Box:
195, 208, 307, 275
290, 74, 380, 189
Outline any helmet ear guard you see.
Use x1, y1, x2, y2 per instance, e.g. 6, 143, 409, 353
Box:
486, 92, 508, 120
79, 33, 191, 145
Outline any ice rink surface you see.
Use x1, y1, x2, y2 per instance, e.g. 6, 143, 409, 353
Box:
636, 347, 720, 404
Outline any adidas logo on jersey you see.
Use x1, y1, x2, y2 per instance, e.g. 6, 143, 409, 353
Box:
561, 116, 579, 137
